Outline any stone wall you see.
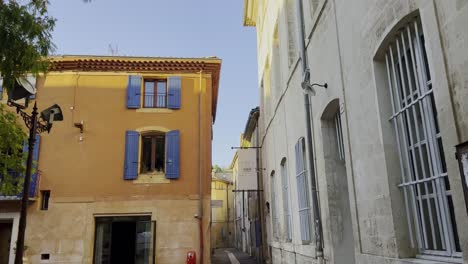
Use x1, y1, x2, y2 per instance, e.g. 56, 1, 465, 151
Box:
24, 197, 210, 264
250, 0, 468, 263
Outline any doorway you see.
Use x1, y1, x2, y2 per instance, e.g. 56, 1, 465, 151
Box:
0, 221, 13, 264
321, 100, 355, 264
94, 216, 154, 264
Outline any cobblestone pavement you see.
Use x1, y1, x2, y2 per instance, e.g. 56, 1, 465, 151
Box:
211, 248, 258, 264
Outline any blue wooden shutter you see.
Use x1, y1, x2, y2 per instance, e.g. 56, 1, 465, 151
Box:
29, 135, 40, 197
165, 130, 180, 179
124, 131, 139, 180
22, 135, 40, 197
126, 76, 141, 108
167, 76, 181, 109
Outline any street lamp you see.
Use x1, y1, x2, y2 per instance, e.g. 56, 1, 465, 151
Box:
6, 77, 63, 264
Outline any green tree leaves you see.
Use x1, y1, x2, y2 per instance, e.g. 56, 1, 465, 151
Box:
0, 104, 27, 196
0, 0, 55, 93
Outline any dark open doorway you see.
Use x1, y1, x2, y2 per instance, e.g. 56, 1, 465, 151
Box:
0, 221, 13, 264
94, 216, 154, 264
111, 221, 136, 264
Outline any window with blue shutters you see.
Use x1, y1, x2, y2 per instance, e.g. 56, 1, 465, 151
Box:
127, 75, 181, 110
165, 130, 180, 179
124, 130, 181, 180
124, 131, 139, 180
127, 76, 141, 108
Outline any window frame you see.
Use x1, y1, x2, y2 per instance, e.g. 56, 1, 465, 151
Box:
40, 190, 50, 211
140, 132, 166, 175
143, 79, 168, 109
382, 18, 461, 259
92, 216, 155, 264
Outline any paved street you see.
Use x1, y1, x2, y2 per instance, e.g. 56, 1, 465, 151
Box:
212, 248, 258, 264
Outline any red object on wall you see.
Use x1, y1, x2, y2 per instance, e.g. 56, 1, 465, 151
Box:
187, 251, 196, 264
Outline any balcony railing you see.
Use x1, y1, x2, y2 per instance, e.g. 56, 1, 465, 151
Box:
144, 93, 167, 108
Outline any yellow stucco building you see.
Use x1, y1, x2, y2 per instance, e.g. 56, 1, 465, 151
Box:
0, 55, 221, 264
210, 172, 234, 250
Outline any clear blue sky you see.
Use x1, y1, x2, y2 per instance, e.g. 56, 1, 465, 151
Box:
49, 0, 259, 168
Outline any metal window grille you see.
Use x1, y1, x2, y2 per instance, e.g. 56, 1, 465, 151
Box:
270, 171, 279, 239
295, 137, 312, 243
334, 112, 345, 161
281, 159, 293, 241
384, 18, 461, 258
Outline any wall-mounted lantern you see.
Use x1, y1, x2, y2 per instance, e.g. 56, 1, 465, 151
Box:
455, 141, 468, 214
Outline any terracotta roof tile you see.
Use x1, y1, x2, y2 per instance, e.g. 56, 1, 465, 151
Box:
48, 56, 222, 121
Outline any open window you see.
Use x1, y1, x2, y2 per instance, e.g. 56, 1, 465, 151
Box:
124, 130, 180, 180
140, 133, 165, 174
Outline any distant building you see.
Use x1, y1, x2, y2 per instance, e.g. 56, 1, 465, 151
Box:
0, 55, 221, 264
211, 171, 234, 250
230, 107, 264, 261
243, 0, 468, 263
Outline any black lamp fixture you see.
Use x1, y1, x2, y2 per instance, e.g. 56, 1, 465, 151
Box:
301, 68, 327, 96
8, 77, 36, 102
6, 77, 63, 264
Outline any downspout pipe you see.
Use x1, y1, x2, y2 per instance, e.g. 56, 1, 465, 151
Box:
254, 112, 264, 264
296, 0, 324, 255
198, 70, 204, 264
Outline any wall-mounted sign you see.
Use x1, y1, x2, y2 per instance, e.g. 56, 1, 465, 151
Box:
237, 149, 258, 190
211, 200, 223, 208
455, 141, 468, 214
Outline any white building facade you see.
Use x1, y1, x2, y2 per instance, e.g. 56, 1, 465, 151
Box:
243, 0, 468, 263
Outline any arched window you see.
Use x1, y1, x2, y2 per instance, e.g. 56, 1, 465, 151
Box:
270, 170, 279, 239
378, 15, 460, 258
281, 158, 292, 241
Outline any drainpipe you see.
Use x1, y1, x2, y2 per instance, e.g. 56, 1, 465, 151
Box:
255, 115, 264, 264
296, 0, 323, 256
198, 70, 204, 264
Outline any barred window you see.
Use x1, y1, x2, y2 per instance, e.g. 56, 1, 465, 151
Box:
384, 17, 461, 258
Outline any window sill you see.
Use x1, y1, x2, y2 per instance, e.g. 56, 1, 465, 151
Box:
413, 254, 463, 264
133, 173, 170, 184
136, 108, 174, 113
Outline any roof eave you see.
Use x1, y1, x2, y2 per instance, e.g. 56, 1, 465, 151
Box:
243, 0, 257, 27
47, 55, 222, 122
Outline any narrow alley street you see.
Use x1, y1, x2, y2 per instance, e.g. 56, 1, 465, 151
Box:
211, 248, 257, 264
